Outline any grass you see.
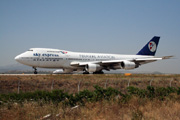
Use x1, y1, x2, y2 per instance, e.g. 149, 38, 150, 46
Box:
1, 97, 180, 120
0, 74, 180, 120
0, 74, 180, 94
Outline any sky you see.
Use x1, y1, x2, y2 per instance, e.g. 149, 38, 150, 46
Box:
0, 0, 180, 74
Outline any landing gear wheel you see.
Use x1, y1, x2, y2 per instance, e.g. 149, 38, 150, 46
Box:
34, 71, 38, 74
83, 71, 89, 74
93, 71, 104, 74
33, 67, 38, 74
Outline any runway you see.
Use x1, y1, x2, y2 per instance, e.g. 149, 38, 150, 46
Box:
0, 74, 56, 76
0, 74, 93, 76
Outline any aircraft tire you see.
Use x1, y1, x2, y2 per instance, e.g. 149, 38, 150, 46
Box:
83, 71, 89, 74
93, 71, 104, 74
34, 71, 38, 74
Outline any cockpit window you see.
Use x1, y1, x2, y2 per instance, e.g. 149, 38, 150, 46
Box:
28, 50, 33, 51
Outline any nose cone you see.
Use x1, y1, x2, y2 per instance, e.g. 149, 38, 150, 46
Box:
15, 51, 32, 66
15, 55, 21, 62
15, 55, 19, 61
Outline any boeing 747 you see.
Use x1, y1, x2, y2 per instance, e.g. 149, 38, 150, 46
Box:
15, 36, 172, 74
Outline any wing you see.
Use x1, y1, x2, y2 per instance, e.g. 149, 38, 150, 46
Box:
101, 56, 173, 65
70, 56, 173, 71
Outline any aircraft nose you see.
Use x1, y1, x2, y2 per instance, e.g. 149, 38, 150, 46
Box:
15, 55, 21, 61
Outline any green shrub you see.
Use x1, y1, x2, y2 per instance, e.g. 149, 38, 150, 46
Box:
0, 85, 179, 107
177, 87, 180, 95
127, 86, 147, 98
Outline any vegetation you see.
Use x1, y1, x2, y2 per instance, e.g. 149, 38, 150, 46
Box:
0, 74, 180, 119
0, 74, 180, 94
1, 85, 180, 119
0, 85, 179, 105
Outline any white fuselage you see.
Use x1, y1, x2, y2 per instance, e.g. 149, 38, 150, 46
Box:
15, 48, 153, 70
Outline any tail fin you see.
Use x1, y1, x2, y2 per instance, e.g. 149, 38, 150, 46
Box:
137, 36, 160, 56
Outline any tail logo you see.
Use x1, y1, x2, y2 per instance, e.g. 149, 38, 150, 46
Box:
148, 41, 156, 52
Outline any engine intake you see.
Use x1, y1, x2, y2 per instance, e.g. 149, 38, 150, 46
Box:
121, 61, 139, 70
85, 64, 102, 73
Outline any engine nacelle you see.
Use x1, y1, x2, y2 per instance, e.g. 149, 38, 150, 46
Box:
121, 61, 139, 70
53, 69, 63, 74
85, 64, 102, 73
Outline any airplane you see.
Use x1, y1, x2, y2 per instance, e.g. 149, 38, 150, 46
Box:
15, 36, 172, 74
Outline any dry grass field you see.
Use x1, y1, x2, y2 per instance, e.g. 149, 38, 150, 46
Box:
0, 74, 180, 93
0, 74, 180, 120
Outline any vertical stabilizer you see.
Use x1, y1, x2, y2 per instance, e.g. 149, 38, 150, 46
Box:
137, 36, 160, 56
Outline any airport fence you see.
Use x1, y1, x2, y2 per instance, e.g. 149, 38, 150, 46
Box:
0, 75, 180, 94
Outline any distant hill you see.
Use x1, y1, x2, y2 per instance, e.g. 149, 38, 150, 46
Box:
0, 63, 54, 74
0, 63, 31, 72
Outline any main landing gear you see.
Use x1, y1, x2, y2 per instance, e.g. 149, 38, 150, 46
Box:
33, 67, 38, 74
83, 70, 104, 74
93, 71, 104, 74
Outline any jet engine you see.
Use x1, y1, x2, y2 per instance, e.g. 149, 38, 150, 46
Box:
121, 60, 139, 70
85, 63, 102, 73
53, 69, 63, 74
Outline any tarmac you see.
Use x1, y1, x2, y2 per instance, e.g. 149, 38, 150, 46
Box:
0, 74, 48, 76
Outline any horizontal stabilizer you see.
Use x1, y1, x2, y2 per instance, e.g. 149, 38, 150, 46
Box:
162, 56, 174, 59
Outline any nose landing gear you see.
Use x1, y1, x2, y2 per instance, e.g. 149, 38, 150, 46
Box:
83, 71, 90, 74
33, 67, 38, 74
